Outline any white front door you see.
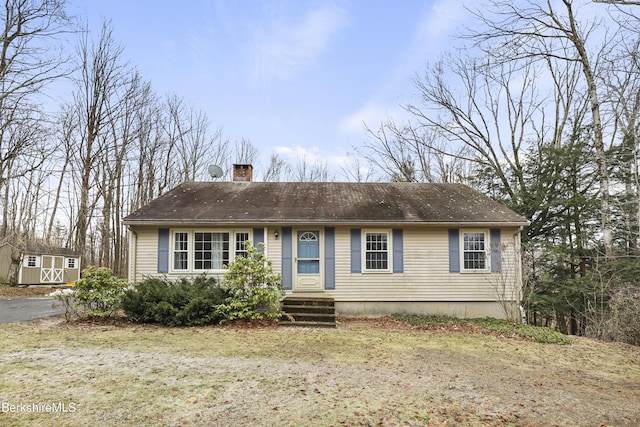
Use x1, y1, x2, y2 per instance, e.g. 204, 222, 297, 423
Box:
294, 230, 323, 292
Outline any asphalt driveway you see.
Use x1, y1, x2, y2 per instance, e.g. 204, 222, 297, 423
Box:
0, 298, 66, 323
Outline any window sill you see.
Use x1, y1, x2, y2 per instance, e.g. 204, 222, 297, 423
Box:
170, 269, 228, 274
460, 269, 491, 274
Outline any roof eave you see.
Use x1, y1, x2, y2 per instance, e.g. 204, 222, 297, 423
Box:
123, 219, 529, 227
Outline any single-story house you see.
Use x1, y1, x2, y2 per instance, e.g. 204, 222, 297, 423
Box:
123, 164, 528, 319
0, 242, 81, 286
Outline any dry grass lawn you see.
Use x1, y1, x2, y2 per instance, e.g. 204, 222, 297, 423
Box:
0, 316, 639, 427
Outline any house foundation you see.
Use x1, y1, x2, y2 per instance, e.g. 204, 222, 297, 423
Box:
335, 301, 519, 320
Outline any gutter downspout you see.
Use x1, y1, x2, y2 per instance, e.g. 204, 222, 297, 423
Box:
513, 226, 526, 324
127, 227, 138, 283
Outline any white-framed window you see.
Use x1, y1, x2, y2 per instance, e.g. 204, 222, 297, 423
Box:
194, 232, 229, 270
364, 230, 390, 272
462, 230, 489, 271
171, 230, 251, 272
235, 232, 250, 258
67, 258, 77, 269
26, 255, 39, 268
173, 232, 189, 270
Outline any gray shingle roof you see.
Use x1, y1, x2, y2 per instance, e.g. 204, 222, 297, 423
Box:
0, 242, 80, 256
123, 182, 528, 226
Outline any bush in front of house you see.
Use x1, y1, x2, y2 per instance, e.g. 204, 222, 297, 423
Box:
121, 275, 230, 326
73, 266, 128, 317
217, 242, 284, 321
121, 243, 283, 326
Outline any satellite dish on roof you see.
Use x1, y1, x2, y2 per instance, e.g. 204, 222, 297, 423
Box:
208, 165, 224, 179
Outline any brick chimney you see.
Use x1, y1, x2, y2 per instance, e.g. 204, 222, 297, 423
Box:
232, 164, 253, 182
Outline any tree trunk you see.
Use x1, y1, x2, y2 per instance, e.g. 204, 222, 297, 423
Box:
564, 0, 614, 260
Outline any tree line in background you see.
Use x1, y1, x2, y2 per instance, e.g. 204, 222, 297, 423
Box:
1, 0, 639, 343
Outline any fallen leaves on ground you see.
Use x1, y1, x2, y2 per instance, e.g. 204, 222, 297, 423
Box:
0, 285, 57, 299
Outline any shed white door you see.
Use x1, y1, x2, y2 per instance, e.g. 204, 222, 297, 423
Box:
294, 230, 323, 292
41, 255, 64, 283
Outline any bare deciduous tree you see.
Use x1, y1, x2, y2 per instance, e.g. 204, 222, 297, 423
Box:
403, 54, 550, 197
0, 117, 51, 237
468, 0, 616, 259
160, 95, 227, 185
262, 153, 286, 182
69, 21, 129, 259
286, 155, 333, 182
0, 0, 72, 239
360, 117, 472, 183
98, 71, 153, 272
234, 138, 258, 165
602, 36, 640, 253
340, 152, 376, 183
46, 109, 76, 243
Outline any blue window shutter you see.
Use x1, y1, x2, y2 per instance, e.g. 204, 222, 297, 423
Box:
490, 228, 502, 273
350, 229, 361, 273
392, 229, 403, 273
253, 228, 265, 251
325, 227, 335, 289
281, 227, 292, 290
157, 228, 169, 273
448, 229, 460, 273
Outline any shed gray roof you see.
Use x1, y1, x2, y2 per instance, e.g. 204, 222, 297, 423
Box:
0, 242, 80, 256
123, 182, 528, 226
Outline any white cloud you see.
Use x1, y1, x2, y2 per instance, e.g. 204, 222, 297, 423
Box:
274, 144, 349, 166
274, 145, 321, 161
420, 2, 468, 43
338, 2, 469, 141
250, 4, 348, 83
391, 1, 468, 83
339, 102, 407, 135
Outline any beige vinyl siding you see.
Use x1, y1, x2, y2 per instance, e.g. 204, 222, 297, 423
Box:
129, 226, 281, 284
325, 226, 520, 303
131, 227, 159, 283
63, 258, 81, 283
266, 228, 282, 274
19, 257, 41, 284
130, 225, 521, 304
0, 245, 12, 282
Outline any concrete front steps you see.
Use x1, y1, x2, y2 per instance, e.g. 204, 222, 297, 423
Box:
279, 297, 336, 328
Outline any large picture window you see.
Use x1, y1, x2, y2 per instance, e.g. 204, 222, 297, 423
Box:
462, 231, 487, 271
364, 231, 389, 271
171, 230, 249, 272
194, 232, 229, 270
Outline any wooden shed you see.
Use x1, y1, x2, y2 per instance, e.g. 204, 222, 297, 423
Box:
0, 243, 81, 286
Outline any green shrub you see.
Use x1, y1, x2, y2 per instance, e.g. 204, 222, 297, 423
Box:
121, 243, 283, 326
121, 275, 230, 326
51, 288, 76, 321
218, 242, 283, 321
72, 266, 128, 317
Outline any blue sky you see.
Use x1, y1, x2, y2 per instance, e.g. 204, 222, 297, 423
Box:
70, 0, 469, 176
